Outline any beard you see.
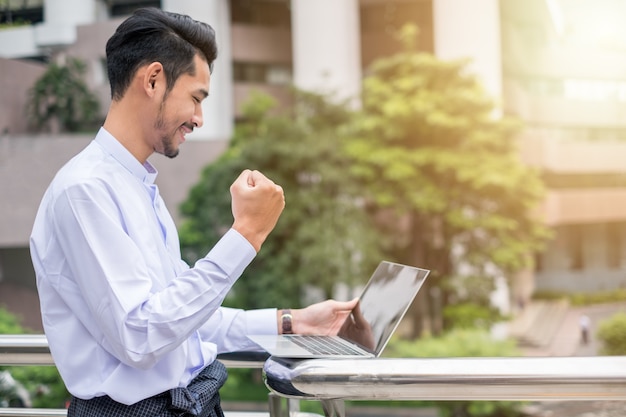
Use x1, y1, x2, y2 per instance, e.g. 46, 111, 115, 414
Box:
160, 134, 179, 159
154, 103, 180, 159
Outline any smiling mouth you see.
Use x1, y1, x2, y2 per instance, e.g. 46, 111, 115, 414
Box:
179, 124, 194, 143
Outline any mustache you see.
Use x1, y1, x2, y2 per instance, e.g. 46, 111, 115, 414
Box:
182, 122, 195, 133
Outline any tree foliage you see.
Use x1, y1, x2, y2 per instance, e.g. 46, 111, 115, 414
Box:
344, 28, 550, 334
180, 28, 549, 330
180, 90, 382, 308
26, 57, 101, 133
0, 308, 22, 334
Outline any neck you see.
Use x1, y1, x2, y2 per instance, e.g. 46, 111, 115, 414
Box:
103, 100, 152, 164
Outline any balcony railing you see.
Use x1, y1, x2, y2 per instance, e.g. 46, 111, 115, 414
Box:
0, 334, 292, 417
2, 334, 626, 417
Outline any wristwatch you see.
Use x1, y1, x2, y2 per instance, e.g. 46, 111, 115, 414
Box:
281, 309, 293, 334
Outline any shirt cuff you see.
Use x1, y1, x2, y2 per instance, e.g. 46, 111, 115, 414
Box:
205, 228, 256, 279
246, 308, 279, 335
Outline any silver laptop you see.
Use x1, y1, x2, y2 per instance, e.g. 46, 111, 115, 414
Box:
248, 261, 430, 358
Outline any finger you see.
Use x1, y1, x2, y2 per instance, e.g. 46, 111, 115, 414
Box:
247, 170, 255, 187
339, 298, 359, 311
256, 170, 283, 188
352, 300, 366, 323
234, 169, 252, 186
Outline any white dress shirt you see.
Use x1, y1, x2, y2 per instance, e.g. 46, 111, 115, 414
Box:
30, 128, 277, 405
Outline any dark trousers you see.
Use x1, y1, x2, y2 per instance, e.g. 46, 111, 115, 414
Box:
68, 361, 228, 417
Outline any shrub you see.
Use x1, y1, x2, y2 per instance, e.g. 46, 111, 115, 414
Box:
597, 312, 626, 355
385, 328, 519, 358
443, 303, 506, 331
533, 289, 626, 306
383, 329, 525, 417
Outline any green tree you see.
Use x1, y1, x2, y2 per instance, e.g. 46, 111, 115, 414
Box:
180, 90, 382, 308
345, 27, 550, 335
26, 57, 101, 133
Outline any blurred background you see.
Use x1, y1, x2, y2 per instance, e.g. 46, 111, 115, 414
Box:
1, 1, 626, 415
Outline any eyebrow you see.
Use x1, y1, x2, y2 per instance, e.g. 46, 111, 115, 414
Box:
197, 89, 209, 99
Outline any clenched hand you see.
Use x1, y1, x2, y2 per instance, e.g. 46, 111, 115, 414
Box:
230, 169, 285, 252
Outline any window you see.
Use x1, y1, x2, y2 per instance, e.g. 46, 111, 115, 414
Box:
566, 224, 583, 271
108, 0, 160, 17
607, 222, 626, 269
233, 62, 292, 85
0, 0, 44, 25
231, 0, 290, 28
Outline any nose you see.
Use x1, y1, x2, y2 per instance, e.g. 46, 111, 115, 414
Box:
192, 103, 204, 129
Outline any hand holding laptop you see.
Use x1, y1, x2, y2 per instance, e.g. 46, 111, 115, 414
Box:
338, 300, 375, 350
286, 298, 360, 335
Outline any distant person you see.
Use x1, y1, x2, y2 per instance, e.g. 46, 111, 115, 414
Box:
579, 314, 591, 345
30, 7, 358, 417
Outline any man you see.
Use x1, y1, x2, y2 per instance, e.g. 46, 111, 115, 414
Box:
30, 8, 358, 417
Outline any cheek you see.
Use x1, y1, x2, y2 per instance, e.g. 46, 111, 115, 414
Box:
157, 107, 183, 130
161, 94, 196, 128
171, 100, 195, 123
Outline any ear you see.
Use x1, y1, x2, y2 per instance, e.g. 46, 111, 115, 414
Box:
143, 62, 165, 98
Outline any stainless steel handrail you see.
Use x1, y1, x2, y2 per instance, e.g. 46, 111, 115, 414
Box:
263, 356, 626, 401
262, 355, 626, 417
0, 411, 67, 417
0, 335, 53, 366
3, 334, 626, 417
0, 334, 268, 368
0, 334, 273, 417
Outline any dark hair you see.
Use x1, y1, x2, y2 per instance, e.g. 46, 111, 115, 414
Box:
105, 7, 218, 100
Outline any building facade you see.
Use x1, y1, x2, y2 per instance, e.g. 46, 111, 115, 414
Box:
501, 0, 626, 294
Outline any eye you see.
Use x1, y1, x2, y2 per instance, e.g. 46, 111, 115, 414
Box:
192, 96, 201, 104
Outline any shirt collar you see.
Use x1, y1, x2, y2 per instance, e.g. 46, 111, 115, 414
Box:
94, 127, 158, 184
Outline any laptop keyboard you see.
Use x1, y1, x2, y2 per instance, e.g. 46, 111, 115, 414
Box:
285, 335, 365, 356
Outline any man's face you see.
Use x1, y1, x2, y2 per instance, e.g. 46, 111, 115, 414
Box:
152, 54, 210, 158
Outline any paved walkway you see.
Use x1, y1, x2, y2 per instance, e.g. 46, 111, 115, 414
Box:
520, 302, 626, 417
520, 302, 625, 357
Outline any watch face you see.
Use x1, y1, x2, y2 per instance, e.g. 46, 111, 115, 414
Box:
282, 310, 293, 334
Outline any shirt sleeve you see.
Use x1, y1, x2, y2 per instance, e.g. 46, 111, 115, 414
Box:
199, 307, 278, 354
51, 179, 256, 369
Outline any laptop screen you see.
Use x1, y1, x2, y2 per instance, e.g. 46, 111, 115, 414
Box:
336, 261, 430, 356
